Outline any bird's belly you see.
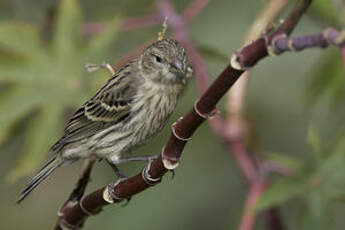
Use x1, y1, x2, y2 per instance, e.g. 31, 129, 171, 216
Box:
128, 100, 174, 146
90, 92, 177, 159
89, 125, 132, 158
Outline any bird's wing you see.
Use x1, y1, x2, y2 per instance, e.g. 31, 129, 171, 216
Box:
58, 63, 140, 144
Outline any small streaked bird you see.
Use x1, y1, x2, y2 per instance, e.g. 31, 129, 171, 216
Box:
18, 38, 192, 203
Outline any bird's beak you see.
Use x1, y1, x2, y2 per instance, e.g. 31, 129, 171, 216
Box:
172, 60, 184, 74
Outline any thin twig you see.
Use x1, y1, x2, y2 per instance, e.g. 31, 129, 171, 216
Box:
238, 182, 267, 230
81, 0, 210, 36
182, 0, 210, 23
266, 28, 345, 55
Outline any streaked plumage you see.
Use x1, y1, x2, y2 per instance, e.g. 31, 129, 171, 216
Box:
18, 38, 191, 202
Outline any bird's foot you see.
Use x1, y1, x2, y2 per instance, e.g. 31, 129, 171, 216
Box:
104, 176, 131, 205
104, 160, 132, 205
141, 157, 163, 186
115, 154, 160, 164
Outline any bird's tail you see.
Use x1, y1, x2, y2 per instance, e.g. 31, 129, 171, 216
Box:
17, 156, 64, 203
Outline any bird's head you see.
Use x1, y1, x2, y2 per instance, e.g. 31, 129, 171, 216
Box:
139, 38, 192, 85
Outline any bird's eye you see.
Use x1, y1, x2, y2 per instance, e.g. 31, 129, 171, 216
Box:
154, 55, 163, 63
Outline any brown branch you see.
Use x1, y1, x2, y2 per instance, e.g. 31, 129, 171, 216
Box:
231, 0, 312, 69
56, 0, 313, 229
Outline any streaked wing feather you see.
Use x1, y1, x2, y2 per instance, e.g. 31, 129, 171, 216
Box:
58, 63, 139, 144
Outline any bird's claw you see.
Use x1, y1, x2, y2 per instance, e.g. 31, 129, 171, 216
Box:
141, 158, 162, 186
105, 176, 128, 203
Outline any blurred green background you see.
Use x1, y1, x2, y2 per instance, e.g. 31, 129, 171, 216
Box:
1, 0, 345, 229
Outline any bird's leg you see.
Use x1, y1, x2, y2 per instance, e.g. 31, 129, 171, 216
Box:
115, 154, 160, 164
116, 154, 175, 179
85, 62, 115, 75
104, 154, 161, 205
106, 159, 127, 179
106, 159, 131, 206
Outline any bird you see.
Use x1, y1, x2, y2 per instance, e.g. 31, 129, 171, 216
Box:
17, 38, 192, 203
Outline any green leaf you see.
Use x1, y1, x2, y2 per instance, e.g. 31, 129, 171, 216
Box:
254, 177, 308, 212
0, 22, 46, 59
0, 0, 118, 180
311, 0, 343, 26
53, 0, 82, 59
86, 19, 119, 62
7, 105, 63, 182
0, 87, 42, 143
0, 64, 48, 85
263, 152, 303, 172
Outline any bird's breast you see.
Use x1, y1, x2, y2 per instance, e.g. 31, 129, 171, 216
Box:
128, 83, 180, 145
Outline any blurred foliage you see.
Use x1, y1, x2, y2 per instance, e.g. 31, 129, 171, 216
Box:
0, 0, 345, 230
197, 44, 229, 62
256, 126, 345, 229
311, 0, 345, 26
306, 50, 345, 106
0, 0, 119, 181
